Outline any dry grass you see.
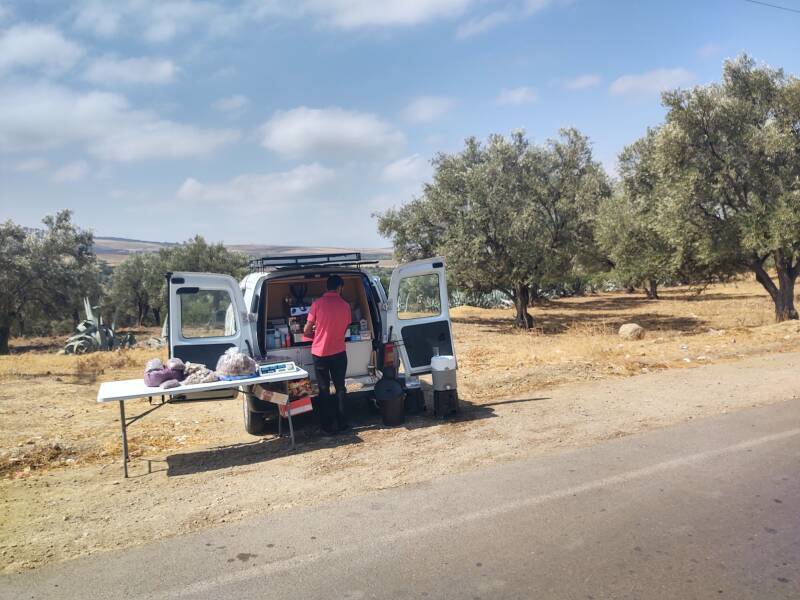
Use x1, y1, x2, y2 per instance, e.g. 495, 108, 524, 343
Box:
452, 277, 800, 403
0, 346, 163, 383
1, 276, 799, 480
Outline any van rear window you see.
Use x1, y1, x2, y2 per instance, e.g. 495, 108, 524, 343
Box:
180, 289, 237, 338
397, 273, 441, 320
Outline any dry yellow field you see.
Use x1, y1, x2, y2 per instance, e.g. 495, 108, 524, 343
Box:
2, 276, 798, 479
454, 277, 800, 402
1, 276, 799, 572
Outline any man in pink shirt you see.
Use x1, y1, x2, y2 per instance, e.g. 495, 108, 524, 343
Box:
304, 275, 352, 434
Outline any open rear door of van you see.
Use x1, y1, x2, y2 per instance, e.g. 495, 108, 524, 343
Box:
168, 272, 255, 366
386, 257, 455, 375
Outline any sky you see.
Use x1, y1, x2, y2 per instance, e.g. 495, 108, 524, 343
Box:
1, 0, 800, 247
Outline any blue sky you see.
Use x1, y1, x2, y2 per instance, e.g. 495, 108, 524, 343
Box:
2, 0, 800, 247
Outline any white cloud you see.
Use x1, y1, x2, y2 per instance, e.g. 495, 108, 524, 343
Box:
213, 95, 249, 112
455, 0, 553, 38
698, 43, 721, 59
0, 2, 12, 22
51, 160, 90, 183
73, 1, 121, 37
564, 74, 601, 90
251, 0, 474, 28
403, 96, 455, 123
0, 81, 240, 161
93, 122, 241, 162
456, 10, 512, 38
381, 154, 431, 184
524, 0, 553, 14
259, 107, 405, 160
0, 24, 84, 74
177, 163, 335, 208
610, 68, 694, 96
73, 0, 241, 43
496, 87, 537, 105
84, 56, 178, 85
11, 157, 48, 172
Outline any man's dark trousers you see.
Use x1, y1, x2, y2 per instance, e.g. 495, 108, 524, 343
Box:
313, 351, 348, 432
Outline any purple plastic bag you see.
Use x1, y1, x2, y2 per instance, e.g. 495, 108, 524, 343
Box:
144, 367, 183, 387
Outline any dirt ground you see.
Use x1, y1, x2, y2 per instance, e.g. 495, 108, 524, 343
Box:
1, 278, 800, 573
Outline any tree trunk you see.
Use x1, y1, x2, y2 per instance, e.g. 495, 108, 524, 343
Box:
0, 321, 10, 355
513, 283, 534, 329
775, 264, 798, 322
152, 307, 161, 326
137, 302, 149, 326
751, 254, 799, 323
646, 279, 659, 300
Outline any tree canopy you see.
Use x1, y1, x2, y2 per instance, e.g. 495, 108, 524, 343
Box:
0, 211, 98, 354
110, 236, 250, 327
657, 54, 800, 320
378, 129, 610, 327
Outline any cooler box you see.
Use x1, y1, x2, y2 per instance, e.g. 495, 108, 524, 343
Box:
431, 355, 459, 417
431, 355, 457, 391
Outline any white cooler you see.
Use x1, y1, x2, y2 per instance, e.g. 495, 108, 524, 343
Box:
431, 355, 458, 416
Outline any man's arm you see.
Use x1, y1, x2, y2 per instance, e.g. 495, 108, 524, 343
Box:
303, 304, 316, 335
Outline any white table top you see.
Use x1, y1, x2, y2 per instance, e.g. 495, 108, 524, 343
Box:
96, 368, 309, 403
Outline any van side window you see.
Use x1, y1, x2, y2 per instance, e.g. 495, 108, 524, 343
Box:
397, 273, 441, 320
180, 289, 238, 338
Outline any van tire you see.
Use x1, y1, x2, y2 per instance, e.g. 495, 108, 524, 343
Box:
243, 395, 269, 435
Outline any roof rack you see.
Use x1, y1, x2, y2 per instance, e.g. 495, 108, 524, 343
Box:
249, 252, 379, 272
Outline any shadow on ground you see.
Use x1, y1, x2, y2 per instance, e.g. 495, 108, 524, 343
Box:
164, 388, 497, 477
454, 309, 705, 336
452, 290, 768, 336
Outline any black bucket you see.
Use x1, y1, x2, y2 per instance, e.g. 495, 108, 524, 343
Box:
375, 377, 405, 426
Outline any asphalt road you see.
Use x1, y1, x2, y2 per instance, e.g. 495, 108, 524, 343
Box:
3, 399, 799, 600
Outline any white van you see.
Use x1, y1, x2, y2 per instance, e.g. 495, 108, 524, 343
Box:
166, 253, 456, 434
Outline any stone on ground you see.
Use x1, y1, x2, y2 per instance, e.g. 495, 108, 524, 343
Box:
619, 323, 645, 340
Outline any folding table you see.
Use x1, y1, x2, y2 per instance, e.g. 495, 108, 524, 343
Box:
97, 368, 309, 478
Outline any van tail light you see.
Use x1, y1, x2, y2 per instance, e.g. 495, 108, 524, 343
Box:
383, 342, 396, 367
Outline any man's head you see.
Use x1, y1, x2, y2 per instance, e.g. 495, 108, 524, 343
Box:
326, 275, 344, 293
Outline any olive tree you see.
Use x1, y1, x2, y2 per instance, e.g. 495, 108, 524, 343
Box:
377, 129, 610, 328
0, 211, 98, 354
659, 55, 800, 321
110, 236, 249, 327
110, 253, 161, 325
597, 130, 669, 298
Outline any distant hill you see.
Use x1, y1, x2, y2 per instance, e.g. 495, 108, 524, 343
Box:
93, 236, 395, 267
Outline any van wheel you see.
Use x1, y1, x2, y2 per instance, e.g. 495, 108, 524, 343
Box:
243, 395, 269, 435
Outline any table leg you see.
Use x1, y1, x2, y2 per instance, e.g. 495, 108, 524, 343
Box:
287, 410, 295, 449
119, 400, 129, 478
